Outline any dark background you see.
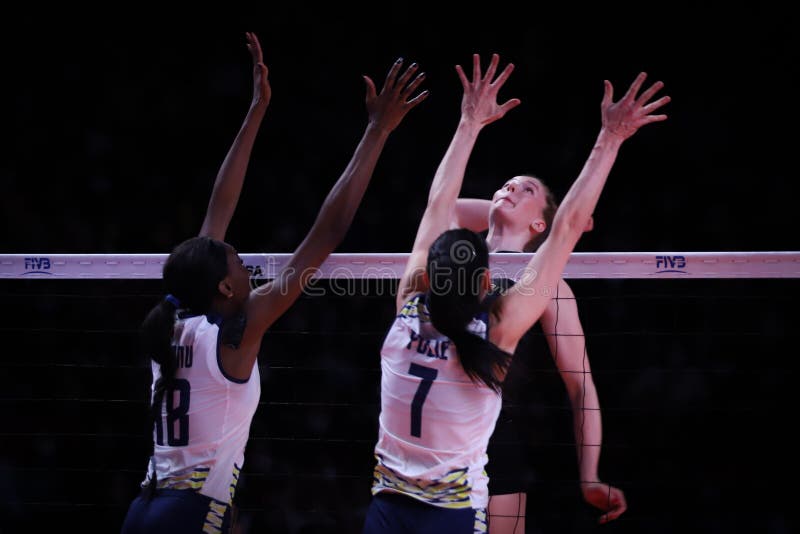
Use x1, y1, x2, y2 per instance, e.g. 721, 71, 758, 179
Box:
1, 6, 798, 254
1, 5, 798, 534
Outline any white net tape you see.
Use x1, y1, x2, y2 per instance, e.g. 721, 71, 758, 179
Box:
2, 252, 799, 279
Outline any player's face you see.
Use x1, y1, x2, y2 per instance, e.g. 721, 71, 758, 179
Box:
489, 176, 547, 230
224, 244, 251, 306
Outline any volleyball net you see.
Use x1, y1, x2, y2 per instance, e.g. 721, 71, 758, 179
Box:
4, 251, 799, 279
1, 251, 797, 533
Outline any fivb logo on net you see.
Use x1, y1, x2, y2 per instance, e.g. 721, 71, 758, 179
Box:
655, 255, 688, 274
23, 257, 52, 275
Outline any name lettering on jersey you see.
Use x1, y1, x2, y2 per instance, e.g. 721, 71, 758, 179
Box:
173, 345, 193, 368
406, 331, 450, 360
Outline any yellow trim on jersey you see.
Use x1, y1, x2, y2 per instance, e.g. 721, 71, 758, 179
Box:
372, 458, 473, 509
398, 294, 431, 322
229, 464, 241, 501
156, 468, 209, 491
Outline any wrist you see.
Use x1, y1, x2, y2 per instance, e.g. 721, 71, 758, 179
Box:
365, 121, 393, 137
248, 101, 268, 116
596, 127, 625, 149
580, 477, 601, 485
457, 117, 483, 135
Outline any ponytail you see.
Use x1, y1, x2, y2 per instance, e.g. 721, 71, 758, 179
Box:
427, 229, 511, 392
142, 235, 228, 392
141, 297, 179, 415
139, 295, 178, 500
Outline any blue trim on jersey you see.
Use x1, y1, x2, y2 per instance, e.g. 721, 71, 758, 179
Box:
216, 324, 250, 384
205, 312, 223, 325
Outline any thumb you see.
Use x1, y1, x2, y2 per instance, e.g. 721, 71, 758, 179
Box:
363, 75, 377, 101
500, 98, 522, 114
601, 80, 613, 110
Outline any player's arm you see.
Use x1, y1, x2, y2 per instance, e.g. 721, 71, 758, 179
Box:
199, 32, 271, 241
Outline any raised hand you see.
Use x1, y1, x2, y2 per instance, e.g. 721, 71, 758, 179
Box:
455, 53, 521, 127
582, 481, 628, 524
363, 58, 429, 134
245, 31, 271, 108
601, 72, 670, 141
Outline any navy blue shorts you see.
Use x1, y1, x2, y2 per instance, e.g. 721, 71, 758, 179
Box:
120, 488, 233, 534
362, 491, 487, 534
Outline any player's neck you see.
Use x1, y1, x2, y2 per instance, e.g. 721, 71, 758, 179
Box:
486, 222, 528, 253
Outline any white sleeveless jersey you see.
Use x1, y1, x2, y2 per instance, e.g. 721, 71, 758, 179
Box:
143, 314, 260, 505
371, 294, 502, 510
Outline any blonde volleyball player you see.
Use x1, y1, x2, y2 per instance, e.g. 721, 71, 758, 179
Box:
455, 180, 618, 533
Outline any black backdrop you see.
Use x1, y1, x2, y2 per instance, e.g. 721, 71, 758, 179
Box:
1, 5, 799, 534
1, 278, 797, 533
1, 5, 798, 254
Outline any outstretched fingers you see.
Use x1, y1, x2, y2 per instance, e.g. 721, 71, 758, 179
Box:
601, 71, 670, 140
382, 57, 405, 95
365, 57, 429, 132
483, 53, 500, 84
635, 79, 665, 108
394, 62, 420, 95
246, 32, 270, 106
472, 53, 482, 84
643, 92, 671, 111
402, 70, 427, 101
245, 32, 263, 66
454, 52, 521, 126
639, 113, 669, 125
455, 64, 469, 90
621, 71, 648, 103
405, 85, 430, 109
491, 58, 520, 115
637, 78, 671, 124
490, 61, 515, 90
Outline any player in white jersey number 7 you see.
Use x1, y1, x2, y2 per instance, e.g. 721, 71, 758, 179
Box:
362, 53, 669, 533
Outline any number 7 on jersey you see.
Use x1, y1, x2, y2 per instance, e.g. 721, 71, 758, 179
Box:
408, 363, 437, 438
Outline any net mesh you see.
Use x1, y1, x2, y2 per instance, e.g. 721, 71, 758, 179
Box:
0, 254, 797, 533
